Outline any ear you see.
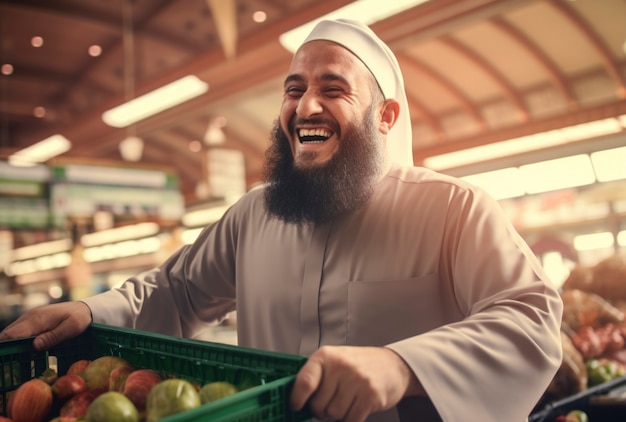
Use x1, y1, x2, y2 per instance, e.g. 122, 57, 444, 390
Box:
378, 99, 400, 135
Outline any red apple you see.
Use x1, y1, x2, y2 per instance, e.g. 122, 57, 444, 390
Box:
121, 369, 163, 414
52, 374, 88, 401
8, 378, 53, 422
109, 365, 134, 392
82, 356, 134, 391
67, 359, 91, 377
60, 389, 102, 419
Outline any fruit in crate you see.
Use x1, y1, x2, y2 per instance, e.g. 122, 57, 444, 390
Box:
67, 359, 91, 377
120, 369, 164, 414
199, 381, 239, 404
109, 365, 134, 392
52, 374, 88, 401
82, 356, 134, 391
8, 378, 53, 422
60, 389, 102, 419
38, 367, 58, 385
145, 378, 201, 422
84, 391, 139, 422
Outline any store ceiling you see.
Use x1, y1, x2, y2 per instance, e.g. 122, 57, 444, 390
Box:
1, 0, 625, 205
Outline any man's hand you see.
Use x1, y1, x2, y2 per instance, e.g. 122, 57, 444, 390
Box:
290, 345, 424, 422
0, 301, 93, 350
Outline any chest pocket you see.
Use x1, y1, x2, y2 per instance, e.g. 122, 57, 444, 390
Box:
347, 273, 444, 346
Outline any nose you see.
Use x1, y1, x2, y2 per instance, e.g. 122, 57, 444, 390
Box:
295, 90, 323, 118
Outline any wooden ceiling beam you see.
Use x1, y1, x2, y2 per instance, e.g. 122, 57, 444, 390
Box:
439, 34, 529, 122
206, 0, 238, 60
398, 55, 488, 131
489, 16, 578, 112
548, 0, 626, 99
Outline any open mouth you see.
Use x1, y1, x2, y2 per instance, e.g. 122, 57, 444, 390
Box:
298, 128, 332, 144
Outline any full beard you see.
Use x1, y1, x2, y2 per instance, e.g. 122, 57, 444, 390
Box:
263, 107, 385, 225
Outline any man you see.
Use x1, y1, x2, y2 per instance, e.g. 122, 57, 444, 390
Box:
1, 19, 562, 421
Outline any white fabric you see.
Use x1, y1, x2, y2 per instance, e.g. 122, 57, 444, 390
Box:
302, 19, 414, 167
84, 165, 563, 422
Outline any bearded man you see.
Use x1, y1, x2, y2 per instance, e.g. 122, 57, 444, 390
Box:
1, 19, 562, 422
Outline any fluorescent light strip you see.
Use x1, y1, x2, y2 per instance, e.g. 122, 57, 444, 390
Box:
424, 117, 625, 171
573, 232, 615, 251
182, 205, 230, 227
279, 0, 431, 52
519, 154, 596, 194
181, 227, 204, 244
590, 146, 626, 182
83, 236, 161, 263
11, 238, 73, 261
461, 167, 525, 200
102, 75, 209, 128
81, 222, 160, 247
460, 148, 626, 198
6, 252, 72, 277
9, 135, 71, 167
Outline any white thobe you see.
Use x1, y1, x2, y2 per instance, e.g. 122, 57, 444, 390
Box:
84, 165, 563, 421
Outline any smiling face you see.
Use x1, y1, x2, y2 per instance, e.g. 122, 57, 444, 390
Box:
280, 40, 387, 169
263, 40, 399, 225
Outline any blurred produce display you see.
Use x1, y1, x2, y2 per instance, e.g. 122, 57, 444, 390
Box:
539, 253, 626, 407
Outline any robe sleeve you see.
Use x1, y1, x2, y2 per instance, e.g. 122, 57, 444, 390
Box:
82, 216, 237, 339
386, 186, 563, 421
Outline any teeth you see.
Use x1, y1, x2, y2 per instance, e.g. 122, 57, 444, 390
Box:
299, 128, 331, 138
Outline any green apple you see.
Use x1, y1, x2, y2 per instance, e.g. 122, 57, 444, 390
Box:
146, 378, 201, 422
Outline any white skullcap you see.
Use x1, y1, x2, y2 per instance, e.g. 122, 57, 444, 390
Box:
301, 19, 414, 167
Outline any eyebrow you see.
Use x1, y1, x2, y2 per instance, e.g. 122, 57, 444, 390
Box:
283, 73, 350, 87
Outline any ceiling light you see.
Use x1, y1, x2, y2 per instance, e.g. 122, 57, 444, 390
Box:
461, 167, 525, 200
119, 135, 144, 161
519, 154, 596, 194
253, 11, 267, 23
573, 232, 614, 251
89, 45, 102, 57
591, 146, 626, 182
11, 239, 73, 261
33, 106, 45, 118
31, 36, 44, 47
8, 134, 71, 167
279, 0, 431, 52
182, 205, 230, 227
203, 119, 226, 145
81, 222, 160, 247
102, 75, 209, 128
83, 236, 161, 263
424, 117, 624, 171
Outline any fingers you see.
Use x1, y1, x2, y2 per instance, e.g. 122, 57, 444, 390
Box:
291, 347, 369, 422
291, 346, 411, 422
0, 312, 41, 340
0, 302, 92, 350
32, 303, 92, 350
291, 357, 324, 411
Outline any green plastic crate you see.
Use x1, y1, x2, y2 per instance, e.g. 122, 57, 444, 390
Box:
0, 323, 312, 421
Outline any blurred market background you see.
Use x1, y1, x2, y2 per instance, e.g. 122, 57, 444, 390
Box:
1, 0, 625, 351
